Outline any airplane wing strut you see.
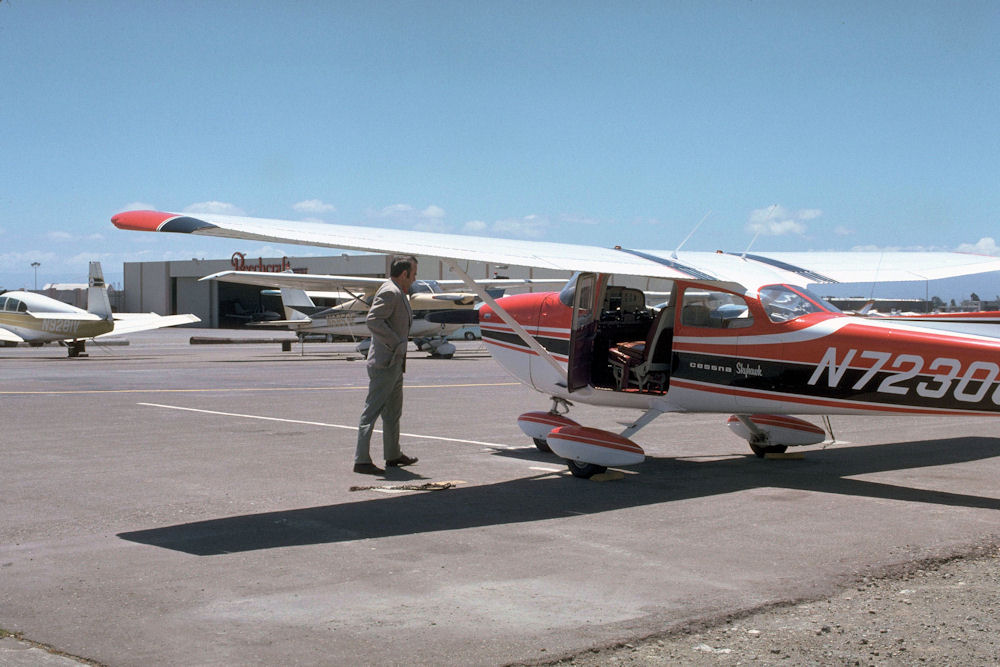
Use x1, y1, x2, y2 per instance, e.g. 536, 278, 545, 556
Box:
443, 259, 568, 382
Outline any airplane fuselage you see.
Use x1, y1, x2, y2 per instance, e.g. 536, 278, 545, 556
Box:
479, 279, 1000, 418
0, 291, 112, 344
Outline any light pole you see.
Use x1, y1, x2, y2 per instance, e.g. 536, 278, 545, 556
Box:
31, 261, 40, 290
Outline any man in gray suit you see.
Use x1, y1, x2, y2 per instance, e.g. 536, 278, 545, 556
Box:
354, 255, 420, 475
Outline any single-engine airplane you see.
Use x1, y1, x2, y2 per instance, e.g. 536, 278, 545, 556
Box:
113, 210, 1000, 476
0, 261, 200, 357
201, 269, 560, 358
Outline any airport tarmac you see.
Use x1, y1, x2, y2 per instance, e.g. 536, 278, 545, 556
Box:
2, 329, 1000, 665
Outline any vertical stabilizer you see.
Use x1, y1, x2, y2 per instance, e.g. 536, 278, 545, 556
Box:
279, 287, 316, 321
87, 262, 113, 320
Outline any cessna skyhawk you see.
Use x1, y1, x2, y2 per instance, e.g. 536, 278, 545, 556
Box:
0, 261, 199, 357
113, 210, 1000, 476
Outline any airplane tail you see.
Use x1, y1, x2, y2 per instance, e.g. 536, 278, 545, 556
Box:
87, 262, 113, 321
279, 287, 317, 320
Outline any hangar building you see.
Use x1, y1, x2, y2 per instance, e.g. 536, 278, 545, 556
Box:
122, 251, 570, 328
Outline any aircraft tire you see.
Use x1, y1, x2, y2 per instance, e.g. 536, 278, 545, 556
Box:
566, 460, 607, 479
749, 443, 788, 458
463, 331, 476, 340
533, 437, 552, 452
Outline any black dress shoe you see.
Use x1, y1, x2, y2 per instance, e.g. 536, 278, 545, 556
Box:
353, 462, 385, 475
385, 454, 418, 467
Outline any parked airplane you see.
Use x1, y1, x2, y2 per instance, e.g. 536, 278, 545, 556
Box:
201, 269, 561, 358
113, 210, 1000, 476
0, 261, 200, 357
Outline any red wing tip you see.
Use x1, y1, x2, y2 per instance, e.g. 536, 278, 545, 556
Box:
111, 210, 176, 231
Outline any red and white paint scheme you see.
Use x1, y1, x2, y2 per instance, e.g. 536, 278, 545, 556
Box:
726, 414, 827, 457
516, 409, 579, 451
546, 426, 645, 477
112, 209, 1000, 477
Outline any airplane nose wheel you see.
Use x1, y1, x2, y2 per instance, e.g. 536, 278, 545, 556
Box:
566, 460, 607, 479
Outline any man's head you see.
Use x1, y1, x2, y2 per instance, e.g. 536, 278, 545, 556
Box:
389, 255, 418, 292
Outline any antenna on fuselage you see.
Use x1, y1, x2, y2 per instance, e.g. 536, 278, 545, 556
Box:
740, 204, 777, 259
672, 210, 711, 259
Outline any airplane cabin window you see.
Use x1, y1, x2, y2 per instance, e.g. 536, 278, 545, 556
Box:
681, 290, 753, 328
0, 297, 6, 310
759, 285, 834, 322
17, 300, 27, 312
4, 298, 22, 312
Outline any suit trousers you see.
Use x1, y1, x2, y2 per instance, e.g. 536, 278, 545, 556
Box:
355, 361, 404, 464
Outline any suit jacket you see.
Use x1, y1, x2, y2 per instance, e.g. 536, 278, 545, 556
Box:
366, 278, 413, 370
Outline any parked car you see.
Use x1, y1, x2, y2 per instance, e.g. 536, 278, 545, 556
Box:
448, 325, 481, 341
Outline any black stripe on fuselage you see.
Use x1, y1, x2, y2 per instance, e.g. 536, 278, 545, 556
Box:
481, 329, 570, 357
674, 351, 1000, 413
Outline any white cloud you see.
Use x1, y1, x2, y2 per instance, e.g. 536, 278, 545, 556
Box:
460, 214, 551, 239
365, 203, 451, 232
559, 213, 601, 226
183, 201, 246, 216
746, 205, 817, 236
0, 251, 58, 271
492, 214, 549, 239
293, 199, 336, 214
47, 231, 74, 241
421, 205, 446, 219
834, 225, 853, 237
463, 220, 487, 233
956, 237, 1000, 255
373, 204, 415, 218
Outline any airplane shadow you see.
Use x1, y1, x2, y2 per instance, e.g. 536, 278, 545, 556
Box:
117, 437, 1000, 556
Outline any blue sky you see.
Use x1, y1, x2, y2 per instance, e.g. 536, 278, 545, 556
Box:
2, 1, 998, 299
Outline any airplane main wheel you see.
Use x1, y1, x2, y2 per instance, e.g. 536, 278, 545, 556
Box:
749, 443, 788, 458
532, 437, 551, 452
463, 331, 476, 340
566, 460, 607, 479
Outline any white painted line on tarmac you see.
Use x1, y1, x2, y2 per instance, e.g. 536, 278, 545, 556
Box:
137, 402, 521, 449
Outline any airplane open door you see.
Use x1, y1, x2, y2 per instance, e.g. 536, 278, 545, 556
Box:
567, 272, 604, 392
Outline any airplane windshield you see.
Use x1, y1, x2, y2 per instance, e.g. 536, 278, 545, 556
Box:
759, 284, 840, 323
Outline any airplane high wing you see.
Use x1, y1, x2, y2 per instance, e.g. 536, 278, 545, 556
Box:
112, 210, 1000, 288
114, 210, 1000, 478
0, 261, 199, 357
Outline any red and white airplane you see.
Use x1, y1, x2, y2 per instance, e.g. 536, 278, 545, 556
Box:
113, 210, 1000, 477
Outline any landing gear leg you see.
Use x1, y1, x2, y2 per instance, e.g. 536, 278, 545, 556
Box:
533, 397, 573, 452
67, 341, 87, 358
734, 415, 788, 458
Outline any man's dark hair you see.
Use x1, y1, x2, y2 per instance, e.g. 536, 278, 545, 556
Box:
389, 255, 418, 277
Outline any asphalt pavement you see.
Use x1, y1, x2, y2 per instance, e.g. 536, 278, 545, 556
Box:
2, 329, 999, 665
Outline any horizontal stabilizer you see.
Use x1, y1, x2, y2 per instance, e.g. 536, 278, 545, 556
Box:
101, 313, 200, 337
0, 328, 24, 343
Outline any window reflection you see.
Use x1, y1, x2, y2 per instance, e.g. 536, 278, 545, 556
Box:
759, 285, 838, 322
